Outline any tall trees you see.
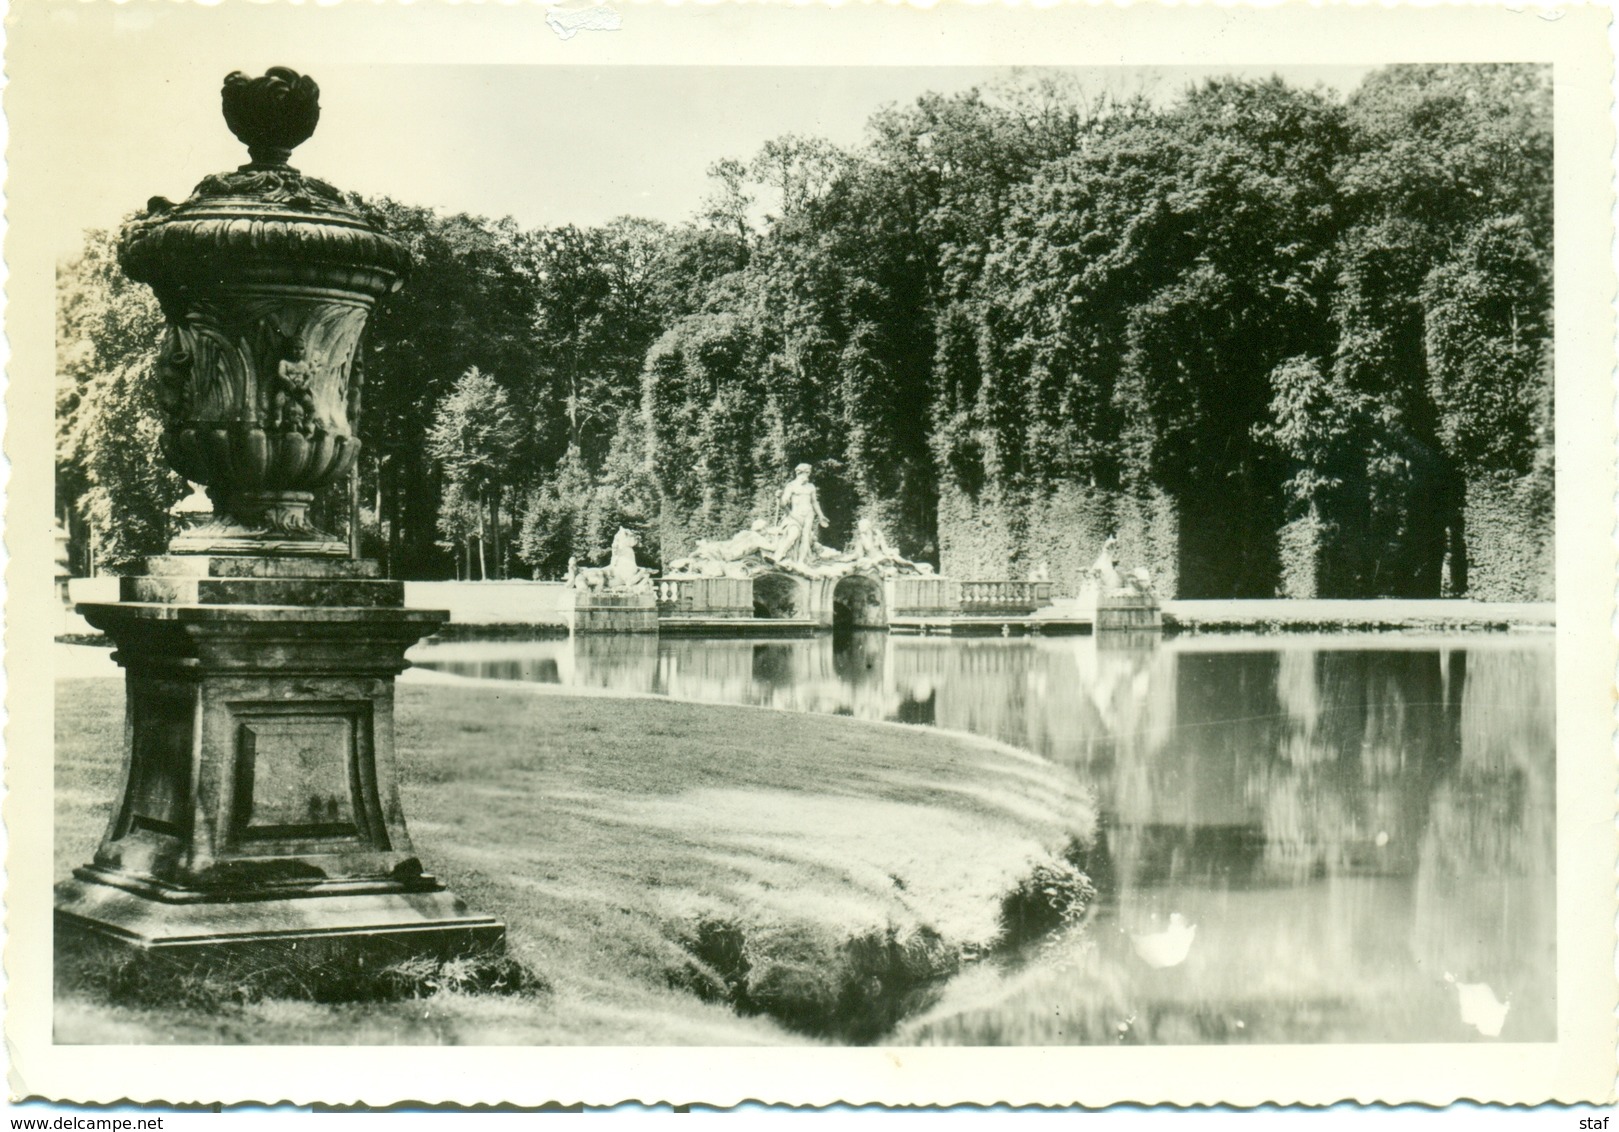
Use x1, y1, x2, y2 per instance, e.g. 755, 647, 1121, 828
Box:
55, 65, 1553, 599
351, 199, 545, 579
530, 219, 668, 468
941, 67, 1549, 597
958, 78, 1347, 594
513, 217, 719, 577
639, 81, 1109, 564
426, 367, 521, 579
1307, 63, 1553, 596
642, 310, 771, 557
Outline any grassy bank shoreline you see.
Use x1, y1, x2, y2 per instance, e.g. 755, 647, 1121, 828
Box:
55, 675, 1096, 1045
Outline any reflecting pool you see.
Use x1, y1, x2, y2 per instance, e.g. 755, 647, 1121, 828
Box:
410, 630, 1556, 1045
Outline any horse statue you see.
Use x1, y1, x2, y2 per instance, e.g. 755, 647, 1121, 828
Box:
571, 527, 656, 594
605, 527, 655, 592
1092, 536, 1126, 594
1089, 535, 1156, 598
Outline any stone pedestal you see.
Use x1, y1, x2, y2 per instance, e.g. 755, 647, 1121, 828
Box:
1094, 590, 1163, 633
57, 555, 503, 963
567, 589, 659, 634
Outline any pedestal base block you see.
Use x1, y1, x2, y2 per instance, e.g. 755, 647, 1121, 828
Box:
61, 556, 505, 985
1095, 591, 1163, 632
567, 591, 658, 634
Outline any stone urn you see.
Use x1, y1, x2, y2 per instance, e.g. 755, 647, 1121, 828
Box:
59, 68, 502, 972
119, 67, 411, 556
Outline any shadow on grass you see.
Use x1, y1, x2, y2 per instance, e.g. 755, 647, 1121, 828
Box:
667, 836, 1098, 1044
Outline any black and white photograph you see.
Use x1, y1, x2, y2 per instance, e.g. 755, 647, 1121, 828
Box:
5, 0, 1614, 1110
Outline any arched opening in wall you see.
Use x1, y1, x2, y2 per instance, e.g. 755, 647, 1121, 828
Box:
832, 573, 886, 630
752, 573, 800, 619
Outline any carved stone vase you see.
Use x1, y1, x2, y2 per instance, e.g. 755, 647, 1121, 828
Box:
120, 66, 412, 556
57, 69, 502, 975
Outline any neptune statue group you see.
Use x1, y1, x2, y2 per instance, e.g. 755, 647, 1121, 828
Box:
665, 464, 932, 581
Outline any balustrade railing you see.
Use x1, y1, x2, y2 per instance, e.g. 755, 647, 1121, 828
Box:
655, 576, 753, 618
654, 577, 690, 612
887, 575, 959, 618
656, 575, 1054, 619
958, 580, 1054, 615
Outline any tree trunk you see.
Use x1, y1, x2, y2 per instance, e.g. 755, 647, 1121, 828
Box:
490, 484, 504, 580
348, 463, 362, 560
385, 457, 402, 580
477, 498, 489, 581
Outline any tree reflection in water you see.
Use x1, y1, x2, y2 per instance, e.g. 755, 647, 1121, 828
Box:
410, 629, 1555, 1044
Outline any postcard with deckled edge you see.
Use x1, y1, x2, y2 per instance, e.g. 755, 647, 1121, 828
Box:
6, 0, 1616, 1108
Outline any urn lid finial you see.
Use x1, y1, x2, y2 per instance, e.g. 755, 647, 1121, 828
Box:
222, 67, 321, 167
120, 66, 409, 298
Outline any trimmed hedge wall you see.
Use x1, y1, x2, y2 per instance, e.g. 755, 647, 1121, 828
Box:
1463, 473, 1553, 602
939, 476, 1551, 602
938, 483, 1178, 598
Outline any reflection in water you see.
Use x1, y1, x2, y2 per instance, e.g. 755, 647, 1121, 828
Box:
411, 629, 1556, 1044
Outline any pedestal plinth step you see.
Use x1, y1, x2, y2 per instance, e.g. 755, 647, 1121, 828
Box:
56, 881, 509, 1003
571, 593, 657, 609
56, 878, 504, 957
143, 555, 383, 579
123, 575, 405, 608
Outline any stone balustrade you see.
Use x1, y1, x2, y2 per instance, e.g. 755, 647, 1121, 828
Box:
656, 576, 754, 618
886, 575, 962, 619
958, 580, 1055, 615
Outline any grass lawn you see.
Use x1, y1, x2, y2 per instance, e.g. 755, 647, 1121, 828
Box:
55, 673, 1095, 1045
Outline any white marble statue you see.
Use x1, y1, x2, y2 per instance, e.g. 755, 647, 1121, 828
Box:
694, 519, 776, 564
775, 463, 830, 565
662, 467, 935, 581
847, 518, 920, 577
572, 527, 655, 594
1090, 535, 1156, 598
1092, 536, 1126, 594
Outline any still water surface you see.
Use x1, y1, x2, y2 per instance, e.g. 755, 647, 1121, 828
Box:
410, 630, 1555, 1045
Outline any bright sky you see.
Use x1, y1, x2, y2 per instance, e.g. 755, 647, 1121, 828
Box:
15, 3, 1375, 258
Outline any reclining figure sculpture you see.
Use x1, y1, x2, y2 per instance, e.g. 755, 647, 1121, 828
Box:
664, 466, 931, 581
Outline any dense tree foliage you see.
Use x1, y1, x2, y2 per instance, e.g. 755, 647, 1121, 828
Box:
1300, 63, 1554, 595
956, 78, 1346, 593
348, 199, 547, 579
426, 367, 521, 578
57, 65, 1552, 597
56, 228, 178, 573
